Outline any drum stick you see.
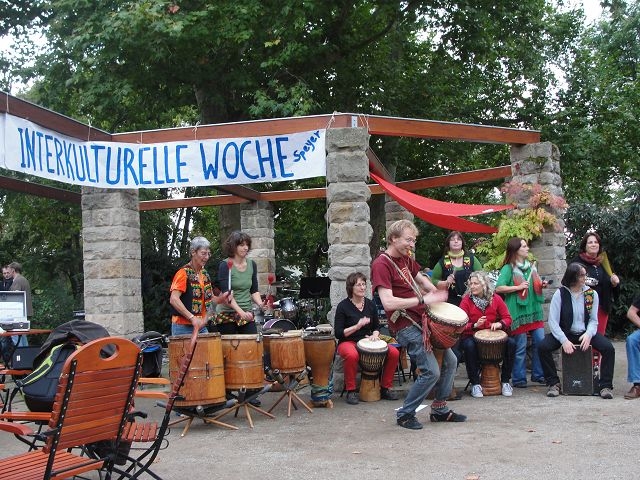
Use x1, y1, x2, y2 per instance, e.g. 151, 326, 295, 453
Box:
227, 259, 234, 292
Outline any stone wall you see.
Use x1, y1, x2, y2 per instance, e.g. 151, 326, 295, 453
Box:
82, 187, 144, 336
326, 128, 372, 323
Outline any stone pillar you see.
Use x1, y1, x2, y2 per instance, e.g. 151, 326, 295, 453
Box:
241, 201, 275, 295
509, 142, 566, 306
326, 128, 372, 324
384, 199, 414, 235
82, 188, 144, 336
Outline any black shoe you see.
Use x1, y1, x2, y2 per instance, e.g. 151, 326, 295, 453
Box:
248, 398, 261, 407
397, 414, 423, 430
346, 391, 359, 405
380, 388, 400, 401
429, 410, 467, 423
531, 377, 546, 384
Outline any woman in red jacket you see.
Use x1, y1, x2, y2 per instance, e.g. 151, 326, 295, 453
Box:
459, 271, 516, 398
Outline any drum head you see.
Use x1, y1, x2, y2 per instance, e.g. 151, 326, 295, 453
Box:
356, 338, 388, 352
169, 332, 220, 341
473, 329, 507, 343
428, 302, 468, 326
220, 333, 261, 340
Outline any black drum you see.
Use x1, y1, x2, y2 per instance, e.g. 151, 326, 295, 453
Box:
263, 318, 296, 332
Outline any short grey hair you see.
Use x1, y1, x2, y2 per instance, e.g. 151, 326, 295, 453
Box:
189, 236, 210, 254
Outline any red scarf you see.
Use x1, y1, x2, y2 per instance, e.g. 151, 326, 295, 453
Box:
579, 252, 602, 267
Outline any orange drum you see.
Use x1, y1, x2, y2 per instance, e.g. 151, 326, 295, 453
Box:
263, 330, 306, 374
169, 333, 226, 408
427, 302, 468, 349
221, 334, 265, 390
303, 331, 336, 403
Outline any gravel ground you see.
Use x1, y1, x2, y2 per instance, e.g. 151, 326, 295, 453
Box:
1, 340, 636, 480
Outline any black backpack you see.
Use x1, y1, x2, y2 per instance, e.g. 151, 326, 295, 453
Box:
15, 343, 80, 412
132, 331, 167, 378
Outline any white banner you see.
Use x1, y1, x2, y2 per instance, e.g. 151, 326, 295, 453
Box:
1, 113, 326, 189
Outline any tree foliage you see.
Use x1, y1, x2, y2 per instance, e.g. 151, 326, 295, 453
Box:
3, 1, 638, 332
545, 1, 640, 205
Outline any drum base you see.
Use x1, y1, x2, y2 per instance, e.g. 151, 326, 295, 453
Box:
480, 363, 502, 396
359, 376, 381, 402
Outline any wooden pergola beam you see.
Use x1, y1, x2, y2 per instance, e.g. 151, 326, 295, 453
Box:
0, 92, 111, 142
137, 165, 512, 210
111, 113, 539, 146
0, 175, 81, 204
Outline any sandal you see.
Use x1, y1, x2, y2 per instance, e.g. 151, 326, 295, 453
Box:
429, 410, 467, 423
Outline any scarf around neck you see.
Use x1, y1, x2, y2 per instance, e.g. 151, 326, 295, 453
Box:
579, 252, 602, 267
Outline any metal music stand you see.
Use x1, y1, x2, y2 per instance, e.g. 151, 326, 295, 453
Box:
299, 277, 331, 327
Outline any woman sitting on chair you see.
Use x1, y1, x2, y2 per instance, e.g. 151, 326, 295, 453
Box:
334, 272, 400, 405
459, 271, 516, 398
538, 262, 615, 399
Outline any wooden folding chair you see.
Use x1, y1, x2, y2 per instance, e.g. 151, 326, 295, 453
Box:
110, 330, 199, 480
0, 336, 142, 480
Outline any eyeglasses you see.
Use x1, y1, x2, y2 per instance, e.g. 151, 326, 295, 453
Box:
354, 282, 367, 287
402, 236, 417, 244
196, 250, 211, 257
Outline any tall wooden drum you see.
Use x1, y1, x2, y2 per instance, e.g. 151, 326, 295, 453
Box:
221, 334, 265, 390
356, 338, 388, 402
169, 332, 226, 409
263, 330, 306, 374
303, 331, 336, 406
474, 329, 507, 396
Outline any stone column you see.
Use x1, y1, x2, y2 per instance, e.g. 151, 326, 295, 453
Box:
326, 128, 372, 324
384, 199, 414, 233
509, 142, 566, 305
241, 201, 276, 295
82, 187, 144, 336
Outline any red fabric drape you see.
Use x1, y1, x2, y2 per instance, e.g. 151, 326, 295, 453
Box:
370, 172, 512, 233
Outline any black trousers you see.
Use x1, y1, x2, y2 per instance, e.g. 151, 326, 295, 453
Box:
538, 332, 615, 389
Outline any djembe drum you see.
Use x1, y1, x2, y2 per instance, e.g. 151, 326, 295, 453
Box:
356, 338, 388, 402
169, 332, 226, 413
303, 327, 336, 407
474, 329, 508, 396
426, 302, 468, 349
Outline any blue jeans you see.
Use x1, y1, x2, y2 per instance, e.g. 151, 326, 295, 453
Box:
395, 325, 456, 418
512, 328, 544, 385
626, 330, 640, 383
171, 323, 207, 336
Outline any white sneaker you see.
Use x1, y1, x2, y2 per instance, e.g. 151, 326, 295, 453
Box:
471, 384, 483, 398
502, 383, 513, 397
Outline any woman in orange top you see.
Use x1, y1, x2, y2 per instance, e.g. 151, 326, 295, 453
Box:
169, 236, 231, 335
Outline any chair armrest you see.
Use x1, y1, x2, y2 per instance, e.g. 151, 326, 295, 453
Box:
0, 419, 36, 436
0, 412, 51, 423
